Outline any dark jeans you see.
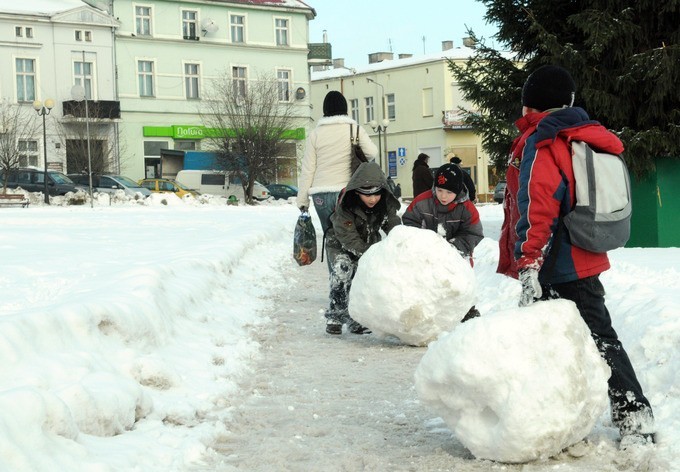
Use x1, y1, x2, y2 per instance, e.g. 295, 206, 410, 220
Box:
325, 252, 357, 325
550, 275, 654, 435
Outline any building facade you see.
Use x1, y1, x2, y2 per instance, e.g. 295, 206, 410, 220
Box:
0, 1, 119, 174
111, 0, 316, 182
311, 43, 497, 200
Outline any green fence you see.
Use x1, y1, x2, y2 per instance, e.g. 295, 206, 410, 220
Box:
627, 158, 680, 248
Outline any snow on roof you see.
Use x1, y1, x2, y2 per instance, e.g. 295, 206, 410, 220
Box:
2, 0, 93, 16
311, 47, 516, 81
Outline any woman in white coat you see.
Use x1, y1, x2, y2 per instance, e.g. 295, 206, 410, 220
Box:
296, 91, 378, 234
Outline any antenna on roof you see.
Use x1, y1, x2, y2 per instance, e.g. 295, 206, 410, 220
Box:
422, 36, 426, 54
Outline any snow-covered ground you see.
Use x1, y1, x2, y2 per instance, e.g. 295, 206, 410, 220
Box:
0, 193, 677, 471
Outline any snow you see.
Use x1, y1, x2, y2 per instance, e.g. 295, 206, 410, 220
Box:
0, 196, 678, 470
349, 225, 475, 346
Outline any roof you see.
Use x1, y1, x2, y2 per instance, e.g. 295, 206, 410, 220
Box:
1, 0, 97, 16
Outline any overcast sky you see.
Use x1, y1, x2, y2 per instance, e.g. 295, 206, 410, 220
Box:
307, 0, 501, 67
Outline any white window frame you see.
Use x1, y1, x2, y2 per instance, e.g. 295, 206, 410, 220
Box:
15, 57, 36, 103
15, 26, 23, 37
274, 17, 289, 46
350, 98, 359, 122
182, 9, 198, 39
18, 139, 39, 167
84, 30, 92, 41
230, 13, 246, 43
232, 66, 248, 99
25, 27, 33, 38
73, 60, 96, 100
137, 59, 155, 97
134, 4, 153, 36
184, 62, 200, 99
386, 93, 396, 120
364, 96, 374, 123
276, 69, 291, 102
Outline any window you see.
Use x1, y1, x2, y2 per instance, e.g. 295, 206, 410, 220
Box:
422, 88, 433, 117
182, 10, 198, 39
15, 26, 22, 37
16, 58, 36, 102
18, 140, 38, 167
230, 15, 245, 43
386, 93, 396, 120
364, 97, 374, 123
185, 63, 200, 99
277, 69, 291, 102
350, 99, 359, 122
138, 60, 154, 97
232, 66, 247, 99
275, 18, 289, 46
143, 141, 168, 157
135, 5, 152, 36
75, 30, 92, 41
74, 61, 93, 99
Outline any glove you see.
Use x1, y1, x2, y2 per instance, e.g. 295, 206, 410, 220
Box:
299, 206, 308, 213
518, 268, 542, 307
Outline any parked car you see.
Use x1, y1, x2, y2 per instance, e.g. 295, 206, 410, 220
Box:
68, 174, 152, 197
175, 170, 270, 200
0, 167, 86, 196
138, 178, 200, 198
266, 183, 298, 200
494, 180, 507, 204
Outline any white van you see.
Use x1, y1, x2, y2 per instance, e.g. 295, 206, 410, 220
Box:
175, 170, 270, 200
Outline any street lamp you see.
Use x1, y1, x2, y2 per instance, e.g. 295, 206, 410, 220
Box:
367, 77, 389, 169
33, 98, 55, 204
369, 118, 390, 170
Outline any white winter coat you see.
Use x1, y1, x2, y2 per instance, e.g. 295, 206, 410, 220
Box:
296, 115, 378, 208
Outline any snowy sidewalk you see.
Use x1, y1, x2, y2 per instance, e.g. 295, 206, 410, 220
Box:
205, 251, 664, 472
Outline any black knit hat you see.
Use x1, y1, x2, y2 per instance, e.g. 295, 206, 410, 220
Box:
323, 91, 348, 116
521, 65, 576, 111
434, 164, 463, 194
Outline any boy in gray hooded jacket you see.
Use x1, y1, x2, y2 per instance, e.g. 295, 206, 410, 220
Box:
324, 162, 402, 335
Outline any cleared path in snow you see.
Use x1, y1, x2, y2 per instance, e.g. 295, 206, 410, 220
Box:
206, 256, 658, 472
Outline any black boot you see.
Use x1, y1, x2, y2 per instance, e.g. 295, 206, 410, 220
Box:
461, 306, 481, 323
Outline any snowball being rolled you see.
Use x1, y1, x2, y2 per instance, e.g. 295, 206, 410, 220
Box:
349, 225, 475, 346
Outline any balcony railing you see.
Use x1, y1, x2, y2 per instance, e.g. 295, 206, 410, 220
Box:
62, 100, 121, 120
308, 42, 332, 65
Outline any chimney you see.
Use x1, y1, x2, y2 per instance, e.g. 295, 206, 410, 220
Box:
462, 37, 477, 48
398, 53, 413, 59
368, 52, 394, 64
333, 58, 345, 69
442, 40, 454, 51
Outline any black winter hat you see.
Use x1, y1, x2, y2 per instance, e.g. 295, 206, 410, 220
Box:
322, 91, 348, 116
521, 65, 576, 111
434, 164, 463, 194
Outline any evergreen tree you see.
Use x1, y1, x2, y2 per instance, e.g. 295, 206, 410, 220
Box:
451, 0, 680, 176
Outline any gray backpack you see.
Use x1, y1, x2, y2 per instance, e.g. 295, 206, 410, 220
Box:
563, 141, 632, 253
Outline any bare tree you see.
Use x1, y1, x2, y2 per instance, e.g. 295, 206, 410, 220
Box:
0, 100, 40, 194
201, 71, 299, 204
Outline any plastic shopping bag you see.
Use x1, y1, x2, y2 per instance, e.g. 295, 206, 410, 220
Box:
293, 211, 317, 266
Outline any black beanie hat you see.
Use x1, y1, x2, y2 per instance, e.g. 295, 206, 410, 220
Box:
434, 164, 463, 194
323, 91, 348, 116
521, 65, 576, 111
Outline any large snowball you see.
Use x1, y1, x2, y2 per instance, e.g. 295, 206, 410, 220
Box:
414, 299, 610, 463
348, 225, 475, 346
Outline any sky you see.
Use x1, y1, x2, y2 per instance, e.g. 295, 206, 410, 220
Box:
307, 0, 501, 67
0, 190, 678, 470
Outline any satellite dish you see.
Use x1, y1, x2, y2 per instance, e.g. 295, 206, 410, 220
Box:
201, 18, 219, 36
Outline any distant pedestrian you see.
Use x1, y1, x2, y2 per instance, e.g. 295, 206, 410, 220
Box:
411, 153, 433, 198
297, 91, 378, 233
450, 155, 477, 202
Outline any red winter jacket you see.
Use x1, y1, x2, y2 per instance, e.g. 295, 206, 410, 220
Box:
497, 107, 619, 284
